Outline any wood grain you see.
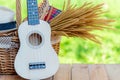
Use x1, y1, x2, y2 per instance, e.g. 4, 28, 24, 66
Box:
105, 64, 120, 80
53, 64, 71, 80
0, 75, 24, 80
42, 77, 53, 80
0, 75, 53, 80
72, 64, 89, 80
0, 75, 5, 80
89, 64, 109, 80
1, 64, 120, 80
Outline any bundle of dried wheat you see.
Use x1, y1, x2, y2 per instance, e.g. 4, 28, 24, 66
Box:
50, 1, 113, 43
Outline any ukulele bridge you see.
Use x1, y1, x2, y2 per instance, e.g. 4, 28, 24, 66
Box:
29, 62, 46, 70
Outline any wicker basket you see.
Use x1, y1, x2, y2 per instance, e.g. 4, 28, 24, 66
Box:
0, 0, 60, 74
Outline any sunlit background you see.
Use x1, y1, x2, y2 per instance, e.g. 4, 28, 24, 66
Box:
0, 0, 120, 64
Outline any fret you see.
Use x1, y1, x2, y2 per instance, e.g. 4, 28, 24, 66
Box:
27, 0, 40, 25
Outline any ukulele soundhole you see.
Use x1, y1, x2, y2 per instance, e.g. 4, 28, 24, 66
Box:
29, 33, 42, 46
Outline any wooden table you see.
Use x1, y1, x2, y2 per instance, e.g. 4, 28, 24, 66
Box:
0, 64, 119, 80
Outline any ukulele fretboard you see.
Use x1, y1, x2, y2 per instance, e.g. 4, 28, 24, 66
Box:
27, 0, 40, 25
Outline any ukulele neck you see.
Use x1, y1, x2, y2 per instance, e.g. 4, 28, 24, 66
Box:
27, 0, 40, 25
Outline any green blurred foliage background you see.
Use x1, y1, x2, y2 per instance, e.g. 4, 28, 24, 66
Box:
0, 0, 120, 64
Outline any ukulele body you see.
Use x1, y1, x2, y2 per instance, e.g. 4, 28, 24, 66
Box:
14, 20, 59, 79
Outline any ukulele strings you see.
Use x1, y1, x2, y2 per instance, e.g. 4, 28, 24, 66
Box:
35, 0, 42, 46
34, 0, 38, 46
32, 0, 35, 46
35, 0, 37, 46
37, 0, 49, 46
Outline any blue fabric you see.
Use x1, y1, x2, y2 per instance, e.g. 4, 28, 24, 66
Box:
0, 21, 16, 31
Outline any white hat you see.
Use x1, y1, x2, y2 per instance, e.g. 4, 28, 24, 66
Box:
0, 6, 15, 24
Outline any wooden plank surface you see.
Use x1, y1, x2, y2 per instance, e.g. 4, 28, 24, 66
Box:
0, 64, 120, 80
53, 64, 71, 80
105, 65, 120, 80
0, 75, 24, 80
72, 64, 89, 80
89, 64, 109, 80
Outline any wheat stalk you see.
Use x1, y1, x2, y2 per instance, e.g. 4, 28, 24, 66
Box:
50, 1, 113, 43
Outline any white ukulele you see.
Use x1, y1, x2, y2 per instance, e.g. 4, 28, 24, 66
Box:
14, 0, 59, 79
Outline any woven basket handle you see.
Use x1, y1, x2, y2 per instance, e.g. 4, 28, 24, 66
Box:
16, 0, 21, 28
